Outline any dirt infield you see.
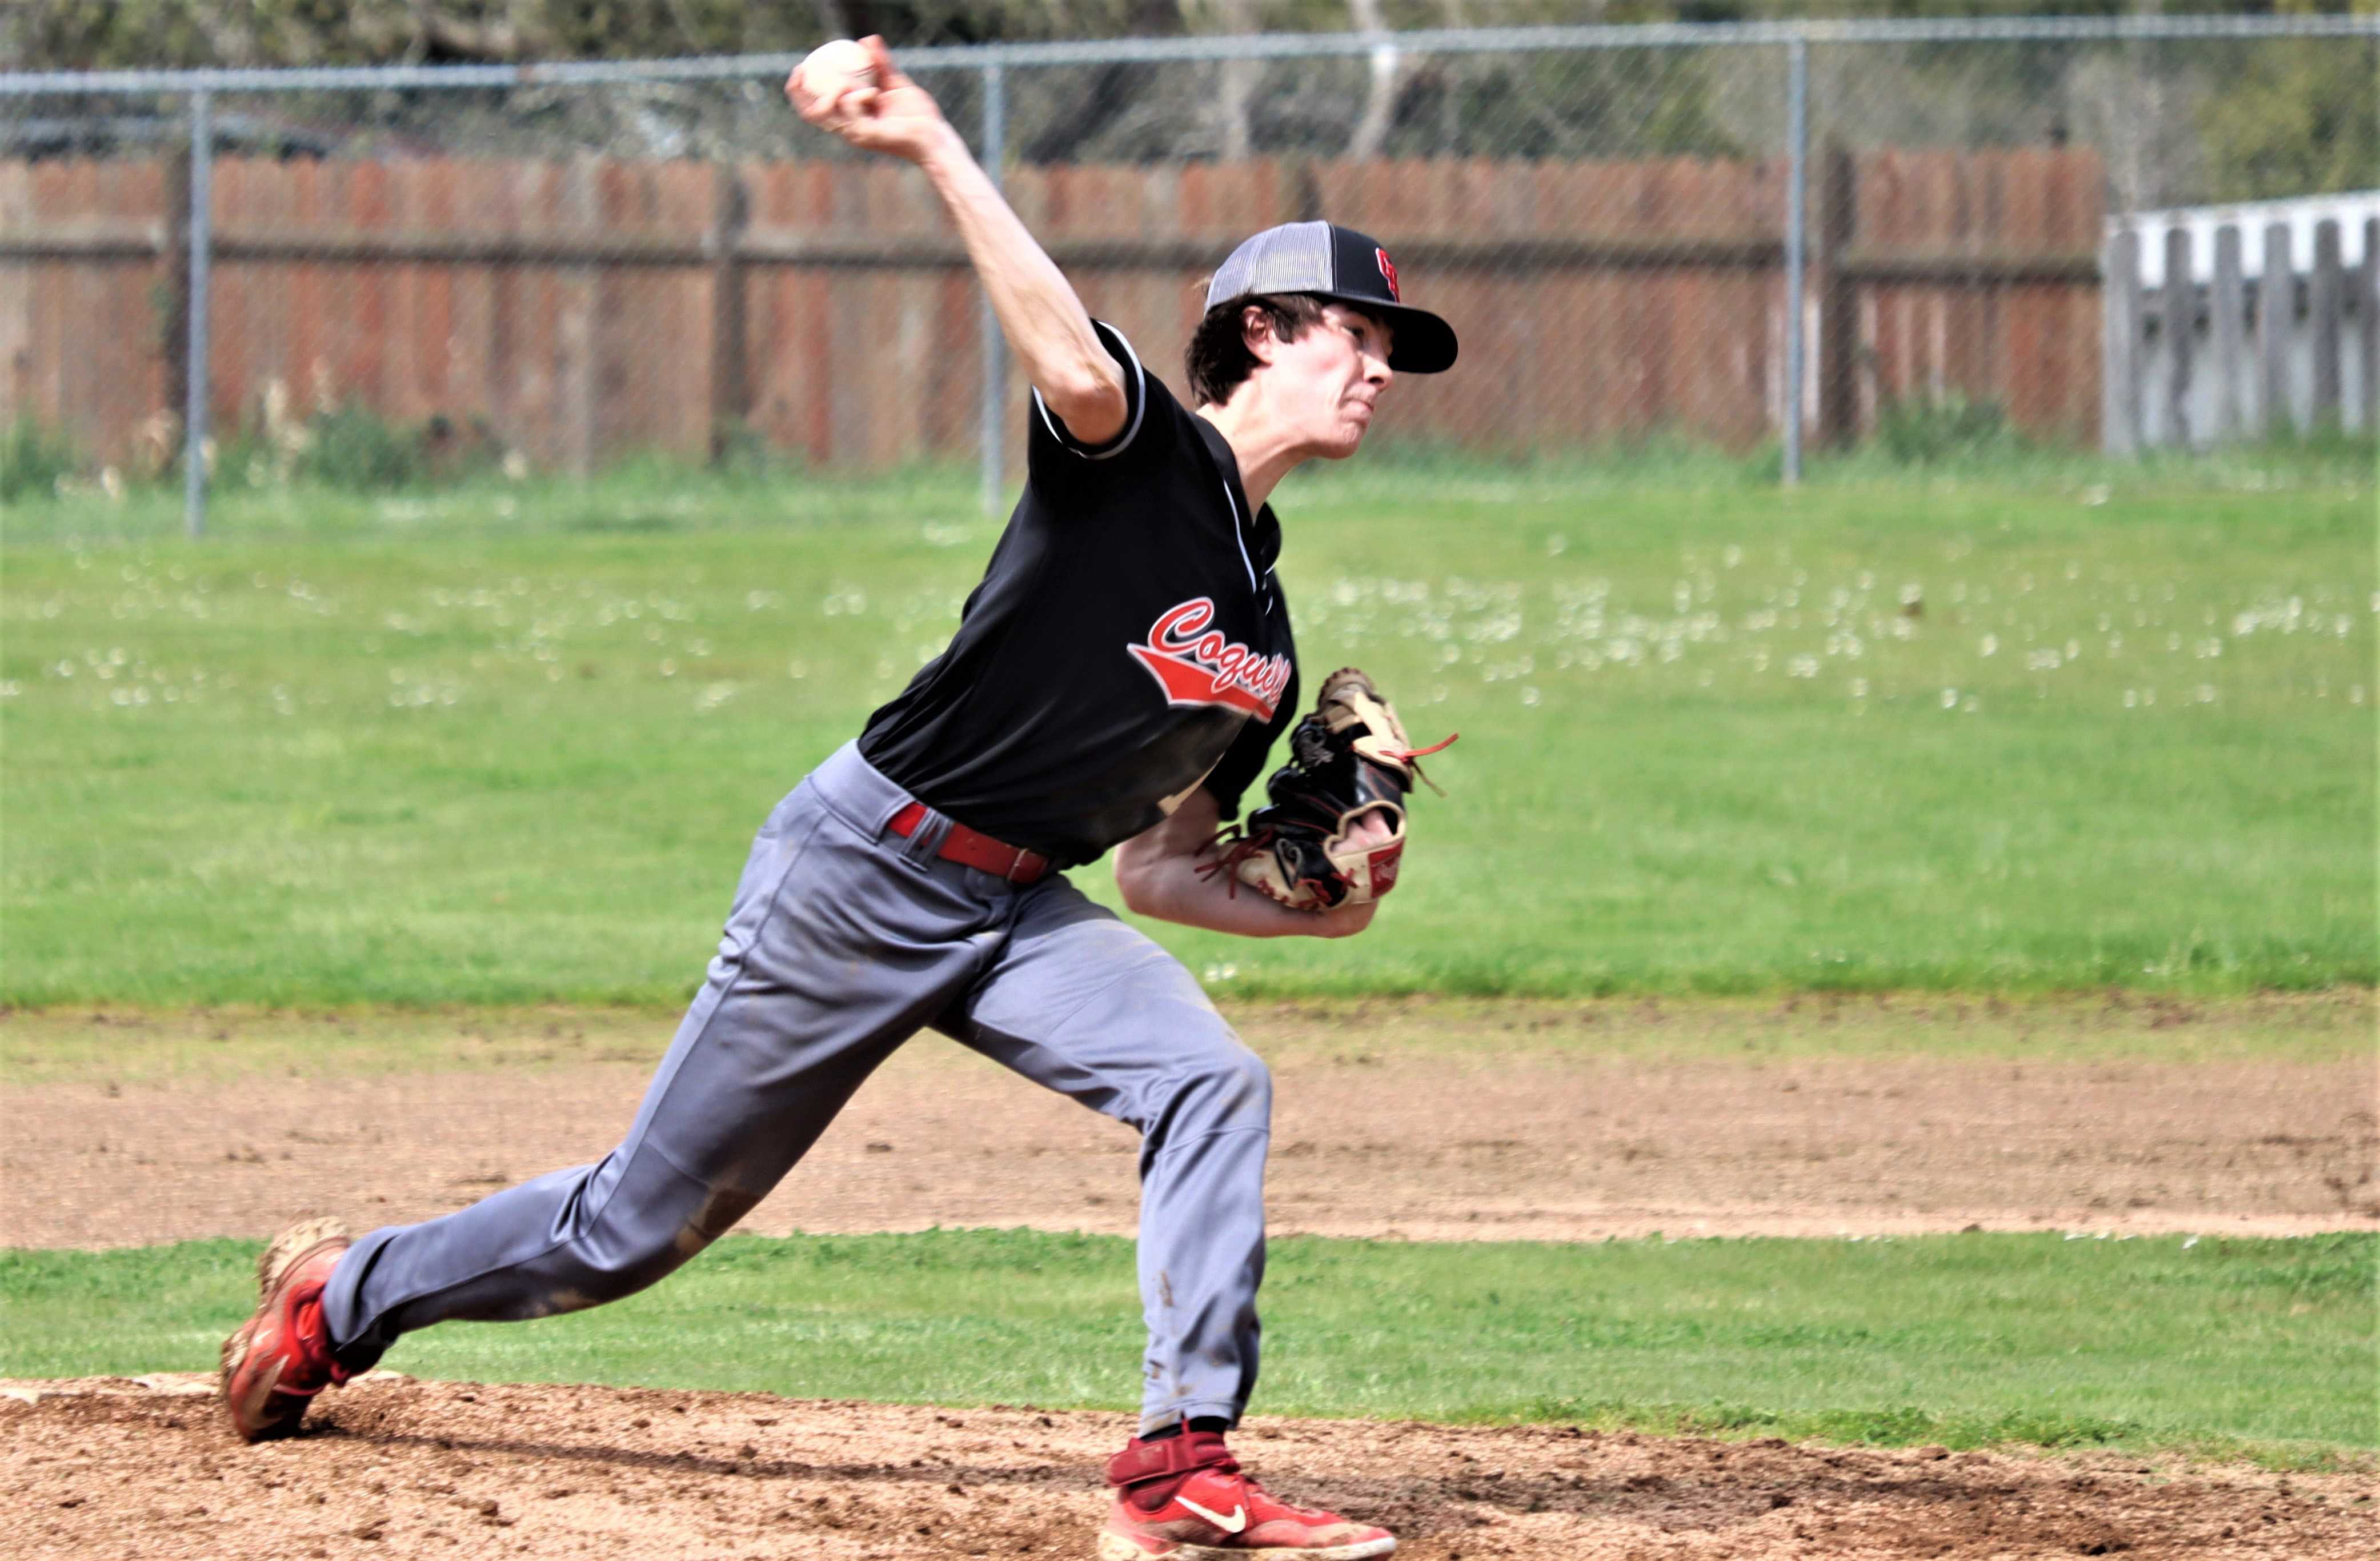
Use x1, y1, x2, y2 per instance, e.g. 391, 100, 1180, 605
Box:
4, 996, 2374, 1248
6, 996, 2373, 1557
5, 1376, 2373, 1560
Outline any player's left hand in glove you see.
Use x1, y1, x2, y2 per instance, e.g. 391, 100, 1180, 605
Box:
1205, 667, 1454, 912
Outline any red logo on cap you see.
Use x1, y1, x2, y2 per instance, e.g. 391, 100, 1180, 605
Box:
1375, 247, 1400, 301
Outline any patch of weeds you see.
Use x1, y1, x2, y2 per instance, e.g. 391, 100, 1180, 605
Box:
302, 404, 505, 489
1, 416, 82, 502
215, 385, 506, 494
563, 510, 685, 534
2175, 1232, 2377, 1299
707, 418, 803, 482
304, 402, 429, 488
1873, 392, 2026, 466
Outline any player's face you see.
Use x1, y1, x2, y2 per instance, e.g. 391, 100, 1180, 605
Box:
1271, 303, 1395, 460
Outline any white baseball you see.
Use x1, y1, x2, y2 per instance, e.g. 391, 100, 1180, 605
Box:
792, 38, 878, 121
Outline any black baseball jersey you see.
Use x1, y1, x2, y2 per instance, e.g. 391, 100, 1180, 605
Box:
858, 323, 1298, 867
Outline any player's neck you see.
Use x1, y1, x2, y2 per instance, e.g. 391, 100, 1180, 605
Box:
1195, 401, 1303, 512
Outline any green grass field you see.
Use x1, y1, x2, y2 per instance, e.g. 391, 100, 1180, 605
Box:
6, 451, 2374, 1472
2, 1230, 2368, 1467
6, 455, 2372, 1004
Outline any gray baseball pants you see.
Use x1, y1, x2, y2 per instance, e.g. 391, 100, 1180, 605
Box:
319, 741, 1270, 1430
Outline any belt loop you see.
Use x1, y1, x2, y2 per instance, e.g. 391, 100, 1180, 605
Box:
906, 808, 951, 865
909, 808, 947, 861
913, 808, 952, 861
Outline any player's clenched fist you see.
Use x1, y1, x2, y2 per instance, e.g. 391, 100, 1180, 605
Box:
786, 35, 951, 164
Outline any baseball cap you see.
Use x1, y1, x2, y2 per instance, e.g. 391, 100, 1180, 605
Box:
1204, 221, 1459, 374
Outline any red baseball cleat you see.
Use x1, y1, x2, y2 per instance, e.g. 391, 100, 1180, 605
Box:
219, 1216, 354, 1442
1100, 1430, 1396, 1560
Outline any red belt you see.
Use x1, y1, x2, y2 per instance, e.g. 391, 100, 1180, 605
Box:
888, 802, 1053, 884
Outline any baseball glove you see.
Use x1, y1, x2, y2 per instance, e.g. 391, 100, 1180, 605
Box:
1203, 667, 1455, 912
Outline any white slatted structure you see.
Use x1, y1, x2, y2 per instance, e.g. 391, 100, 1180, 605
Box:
2103, 192, 2380, 451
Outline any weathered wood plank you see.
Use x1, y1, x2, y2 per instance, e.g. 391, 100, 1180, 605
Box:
2363, 217, 2379, 437
1816, 143, 1858, 446
2161, 226, 2193, 449
348, 159, 394, 418
2101, 226, 2140, 457
557, 158, 598, 477
2259, 222, 2293, 438
2310, 218, 2343, 427
0, 164, 39, 431
2210, 224, 2245, 442
56, 162, 101, 453
2070, 261, 2105, 446
707, 166, 750, 458
444, 162, 496, 449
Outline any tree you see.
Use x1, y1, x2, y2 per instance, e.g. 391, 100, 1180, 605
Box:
1, 2, 1187, 70
2197, 1, 2379, 199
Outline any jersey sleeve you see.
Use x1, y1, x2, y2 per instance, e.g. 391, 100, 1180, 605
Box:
1025, 321, 1179, 486
1200, 667, 1301, 823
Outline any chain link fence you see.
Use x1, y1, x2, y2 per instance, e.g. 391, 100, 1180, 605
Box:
2, 15, 2374, 534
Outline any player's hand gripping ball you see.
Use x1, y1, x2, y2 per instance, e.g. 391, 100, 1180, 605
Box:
786, 38, 878, 127
1205, 668, 1456, 912
785, 37, 948, 162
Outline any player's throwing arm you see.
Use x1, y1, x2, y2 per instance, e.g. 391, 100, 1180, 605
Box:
787, 37, 1129, 445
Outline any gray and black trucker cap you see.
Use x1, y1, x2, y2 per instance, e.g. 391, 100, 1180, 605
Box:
1205, 221, 1458, 374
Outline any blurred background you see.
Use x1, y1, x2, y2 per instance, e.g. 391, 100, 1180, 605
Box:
3, 2, 2374, 521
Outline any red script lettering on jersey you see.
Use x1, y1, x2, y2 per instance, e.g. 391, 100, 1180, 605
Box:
1127, 598, 1291, 720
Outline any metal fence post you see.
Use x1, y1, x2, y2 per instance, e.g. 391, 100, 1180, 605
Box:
978, 61, 1008, 518
183, 87, 213, 539
1782, 35, 1808, 486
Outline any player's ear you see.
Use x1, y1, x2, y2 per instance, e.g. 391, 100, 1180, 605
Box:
1240, 304, 1277, 365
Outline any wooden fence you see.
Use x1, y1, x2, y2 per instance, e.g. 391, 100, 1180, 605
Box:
2105, 214, 2379, 452
0, 148, 2104, 475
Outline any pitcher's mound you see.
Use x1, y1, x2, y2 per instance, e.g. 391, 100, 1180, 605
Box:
2, 1375, 2369, 1558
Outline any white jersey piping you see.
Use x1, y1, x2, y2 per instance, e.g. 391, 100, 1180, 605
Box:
1030, 324, 1148, 461
1218, 477, 1260, 595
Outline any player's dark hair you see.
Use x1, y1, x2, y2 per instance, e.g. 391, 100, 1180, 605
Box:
1185, 292, 1331, 406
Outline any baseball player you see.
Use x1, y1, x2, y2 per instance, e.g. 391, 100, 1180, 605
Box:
221, 36, 1457, 1560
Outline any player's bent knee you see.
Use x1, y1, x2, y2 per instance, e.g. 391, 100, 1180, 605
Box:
1163, 1036, 1273, 1135
542, 1218, 711, 1310
545, 1179, 758, 1311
